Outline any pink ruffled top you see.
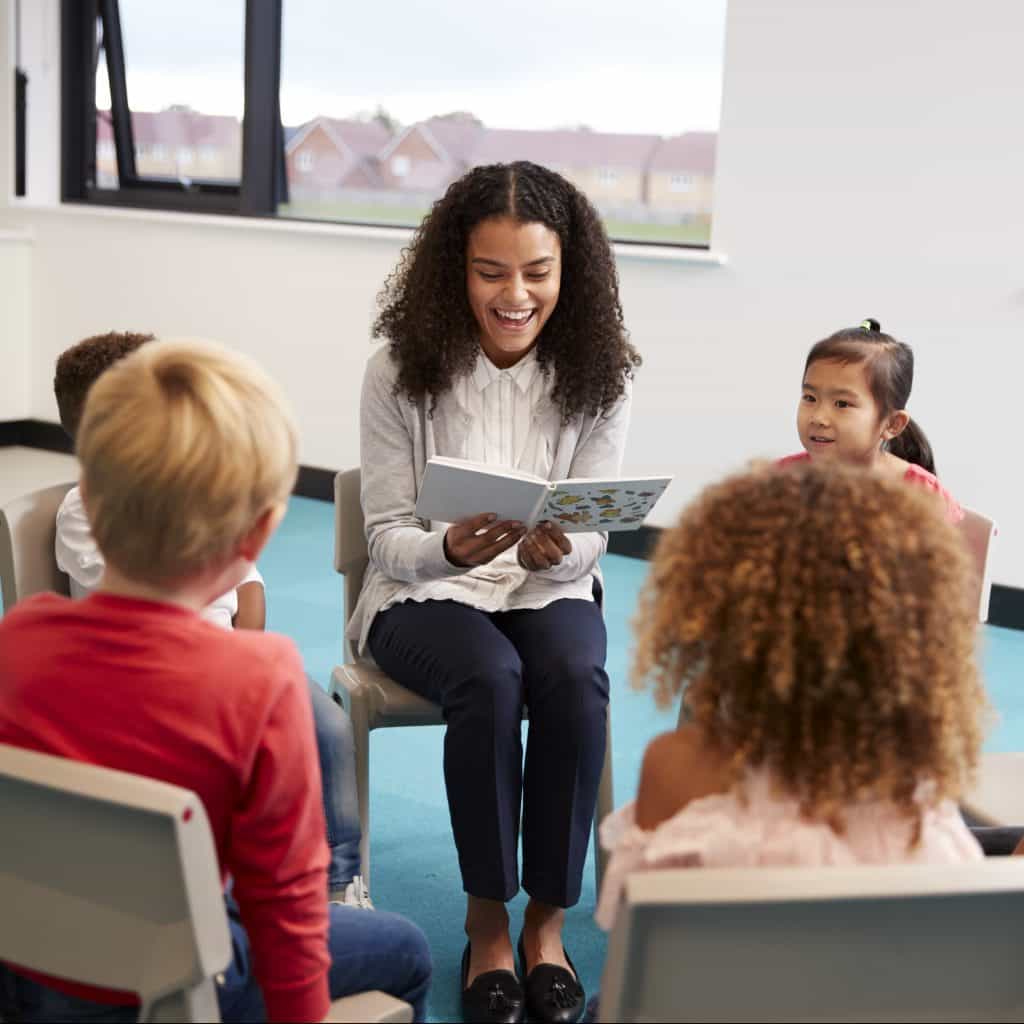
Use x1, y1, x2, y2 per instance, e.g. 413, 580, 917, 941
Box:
595, 770, 982, 930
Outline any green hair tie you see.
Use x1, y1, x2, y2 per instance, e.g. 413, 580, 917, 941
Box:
860, 318, 881, 332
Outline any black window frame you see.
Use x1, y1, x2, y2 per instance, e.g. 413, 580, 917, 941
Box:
61, 0, 283, 217
60, 0, 711, 249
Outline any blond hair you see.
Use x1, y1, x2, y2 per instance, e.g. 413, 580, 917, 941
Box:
633, 462, 986, 841
77, 339, 298, 585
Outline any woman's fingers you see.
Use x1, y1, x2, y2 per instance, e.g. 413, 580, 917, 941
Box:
465, 520, 522, 554
533, 531, 565, 566
449, 517, 570, 569
518, 533, 540, 570
447, 516, 524, 565
472, 526, 526, 563
541, 521, 573, 555
447, 516, 522, 565
517, 524, 567, 570
454, 512, 500, 535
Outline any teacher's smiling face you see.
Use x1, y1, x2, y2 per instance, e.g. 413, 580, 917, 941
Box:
466, 215, 562, 369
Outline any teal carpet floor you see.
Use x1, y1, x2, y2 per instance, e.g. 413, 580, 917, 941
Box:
262, 497, 1024, 1023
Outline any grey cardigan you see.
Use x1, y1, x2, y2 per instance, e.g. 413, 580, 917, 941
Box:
347, 346, 633, 655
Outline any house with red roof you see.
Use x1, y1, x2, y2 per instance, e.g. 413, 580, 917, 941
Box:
645, 132, 717, 215
284, 117, 393, 197
375, 112, 486, 193
470, 128, 661, 205
96, 106, 241, 185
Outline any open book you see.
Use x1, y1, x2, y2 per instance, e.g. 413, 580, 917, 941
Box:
415, 457, 672, 533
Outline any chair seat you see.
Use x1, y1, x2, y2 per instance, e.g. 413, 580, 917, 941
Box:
332, 663, 446, 729
961, 752, 1024, 827
331, 662, 535, 731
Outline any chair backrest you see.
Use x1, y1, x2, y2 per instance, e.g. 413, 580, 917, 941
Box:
959, 507, 998, 623
334, 468, 368, 662
600, 862, 1024, 1023
0, 742, 231, 1023
0, 482, 75, 610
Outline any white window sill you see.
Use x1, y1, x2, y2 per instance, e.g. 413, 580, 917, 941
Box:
7, 200, 727, 265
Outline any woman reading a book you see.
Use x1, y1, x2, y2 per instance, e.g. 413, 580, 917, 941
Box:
349, 161, 640, 1024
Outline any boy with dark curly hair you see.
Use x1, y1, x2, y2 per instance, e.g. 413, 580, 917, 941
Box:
358, 161, 641, 1024
54, 331, 156, 438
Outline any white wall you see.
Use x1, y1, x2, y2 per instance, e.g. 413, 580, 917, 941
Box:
2, 0, 1023, 582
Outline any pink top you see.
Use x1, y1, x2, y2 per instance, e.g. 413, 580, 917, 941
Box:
595, 770, 982, 930
778, 452, 964, 524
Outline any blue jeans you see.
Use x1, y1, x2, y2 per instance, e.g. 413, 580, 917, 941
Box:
0, 896, 432, 1023
308, 679, 362, 892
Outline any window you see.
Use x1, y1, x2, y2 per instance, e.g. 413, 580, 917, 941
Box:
63, 0, 259, 213
277, 0, 725, 243
63, 0, 726, 245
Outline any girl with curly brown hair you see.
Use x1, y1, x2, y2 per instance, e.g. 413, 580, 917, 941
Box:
594, 462, 986, 948
350, 161, 640, 1024
780, 318, 963, 524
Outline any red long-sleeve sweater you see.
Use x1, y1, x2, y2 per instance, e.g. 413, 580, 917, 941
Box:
0, 593, 330, 1023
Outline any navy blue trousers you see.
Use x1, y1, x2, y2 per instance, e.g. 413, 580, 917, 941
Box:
369, 596, 610, 907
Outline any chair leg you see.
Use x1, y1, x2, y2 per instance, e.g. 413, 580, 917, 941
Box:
329, 670, 373, 890
594, 710, 614, 893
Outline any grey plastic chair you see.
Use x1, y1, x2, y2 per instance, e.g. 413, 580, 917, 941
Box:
962, 751, 1024, 829
328, 467, 614, 890
599, 862, 1024, 1023
959, 506, 998, 623
0, 742, 412, 1023
0, 481, 74, 609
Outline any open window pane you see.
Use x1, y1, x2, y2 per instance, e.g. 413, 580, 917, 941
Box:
279, 0, 726, 245
95, 0, 245, 185
95, 39, 118, 189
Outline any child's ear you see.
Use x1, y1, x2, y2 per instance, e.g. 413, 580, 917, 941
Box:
237, 502, 286, 563
882, 409, 910, 441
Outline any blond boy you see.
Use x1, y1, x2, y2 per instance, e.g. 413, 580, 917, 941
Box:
0, 341, 430, 1023
52, 331, 265, 627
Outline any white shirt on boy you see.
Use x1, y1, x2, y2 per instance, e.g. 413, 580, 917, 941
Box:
55, 484, 263, 629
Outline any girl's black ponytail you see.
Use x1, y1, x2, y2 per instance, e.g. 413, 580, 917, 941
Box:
887, 417, 935, 476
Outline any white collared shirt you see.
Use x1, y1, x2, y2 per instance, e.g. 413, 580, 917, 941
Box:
380, 349, 595, 615
55, 484, 264, 628
462, 347, 548, 472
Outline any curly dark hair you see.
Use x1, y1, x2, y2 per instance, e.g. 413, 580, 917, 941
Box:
373, 161, 640, 420
54, 331, 156, 438
633, 462, 986, 842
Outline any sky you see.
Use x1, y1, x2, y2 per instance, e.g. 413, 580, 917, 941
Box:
97, 0, 727, 135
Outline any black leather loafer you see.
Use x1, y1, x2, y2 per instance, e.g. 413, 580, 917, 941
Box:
461, 942, 525, 1024
517, 934, 586, 1024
